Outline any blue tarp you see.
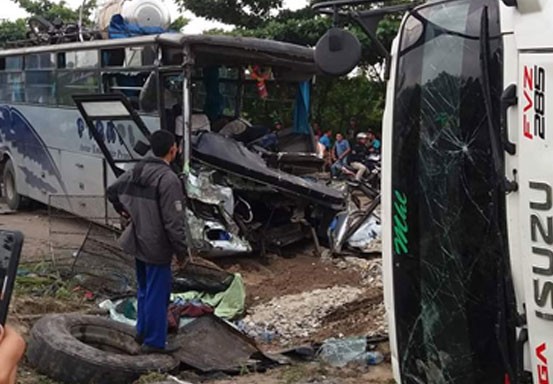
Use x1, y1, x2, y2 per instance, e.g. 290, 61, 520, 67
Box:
293, 81, 311, 135
109, 14, 168, 39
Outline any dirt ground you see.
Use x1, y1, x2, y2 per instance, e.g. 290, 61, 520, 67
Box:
1, 204, 393, 384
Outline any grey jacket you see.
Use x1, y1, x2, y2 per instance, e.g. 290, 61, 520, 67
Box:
107, 157, 187, 265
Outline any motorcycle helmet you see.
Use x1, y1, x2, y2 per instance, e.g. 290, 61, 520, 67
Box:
356, 132, 368, 141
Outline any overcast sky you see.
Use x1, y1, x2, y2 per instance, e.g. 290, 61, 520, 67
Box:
3, 0, 309, 34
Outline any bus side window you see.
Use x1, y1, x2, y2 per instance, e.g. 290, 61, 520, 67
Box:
101, 48, 125, 67
0, 56, 25, 103
56, 50, 100, 106
25, 53, 55, 105
103, 72, 150, 111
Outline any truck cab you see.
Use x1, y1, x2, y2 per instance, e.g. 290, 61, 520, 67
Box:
314, 0, 553, 383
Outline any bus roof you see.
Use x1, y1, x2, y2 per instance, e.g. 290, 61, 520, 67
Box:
0, 33, 316, 71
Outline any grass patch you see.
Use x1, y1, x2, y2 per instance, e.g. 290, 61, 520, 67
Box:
280, 365, 309, 384
15, 262, 79, 300
133, 372, 167, 384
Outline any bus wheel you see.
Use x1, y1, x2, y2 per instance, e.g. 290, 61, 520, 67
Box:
3, 159, 23, 210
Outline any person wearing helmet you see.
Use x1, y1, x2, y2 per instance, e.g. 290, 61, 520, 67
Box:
347, 132, 370, 181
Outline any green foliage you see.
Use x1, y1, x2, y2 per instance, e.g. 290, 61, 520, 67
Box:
181, 0, 410, 135
169, 16, 190, 32
177, 0, 283, 29
15, 0, 97, 24
0, 19, 27, 45
313, 75, 386, 134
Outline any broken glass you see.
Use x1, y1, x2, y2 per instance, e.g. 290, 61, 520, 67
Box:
390, 1, 512, 383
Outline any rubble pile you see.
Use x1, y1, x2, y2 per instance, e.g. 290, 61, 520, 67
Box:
242, 286, 365, 342
336, 257, 383, 288
367, 301, 387, 337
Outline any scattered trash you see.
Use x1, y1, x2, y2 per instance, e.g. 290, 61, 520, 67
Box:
101, 273, 246, 327
168, 301, 213, 332
233, 319, 279, 343
242, 286, 364, 343
278, 344, 319, 361
318, 337, 384, 367
329, 196, 381, 255
173, 257, 235, 294
83, 291, 95, 301
171, 273, 246, 320
172, 314, 282, 372
347, 215, 381, 252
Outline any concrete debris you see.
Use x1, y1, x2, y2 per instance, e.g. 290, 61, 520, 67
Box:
367, 302, 388, 337
325, 256, 383, 288
242, 286, 365, 343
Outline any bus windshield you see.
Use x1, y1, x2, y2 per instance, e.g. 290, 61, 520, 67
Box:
390, 1, 512, 383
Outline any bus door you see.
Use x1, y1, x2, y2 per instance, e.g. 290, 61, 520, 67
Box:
71, 93, 152, 178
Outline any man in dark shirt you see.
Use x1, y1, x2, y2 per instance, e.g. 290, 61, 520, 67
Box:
107, 130, 187, 354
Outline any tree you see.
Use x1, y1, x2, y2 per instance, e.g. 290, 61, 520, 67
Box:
14, 0, 97, 25
169, 16, 190, 32
184, 0, 411, 133
0, 19, 27, 45
177, 0, 282, 29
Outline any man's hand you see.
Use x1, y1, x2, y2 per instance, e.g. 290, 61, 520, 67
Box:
174, 255, 188, 270
0, 325, 26, 384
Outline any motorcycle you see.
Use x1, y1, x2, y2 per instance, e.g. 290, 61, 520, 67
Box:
339, 153, 381, 199
27, 16, 102, 45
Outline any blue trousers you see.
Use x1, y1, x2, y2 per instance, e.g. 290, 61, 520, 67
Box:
331, 158, 348, 176
135, 259, 172, 349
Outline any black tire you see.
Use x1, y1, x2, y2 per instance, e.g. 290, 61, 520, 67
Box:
2, 159, 23, 210
27, 314, 179, 384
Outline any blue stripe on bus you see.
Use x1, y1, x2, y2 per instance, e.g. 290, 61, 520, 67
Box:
0, 105, 68, 196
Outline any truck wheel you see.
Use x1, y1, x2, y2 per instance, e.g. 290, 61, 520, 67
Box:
2, 159, 23, 210
27, 314, 179, 384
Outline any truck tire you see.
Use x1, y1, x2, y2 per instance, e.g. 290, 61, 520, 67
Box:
2, 159, 23, 210
27, 314, 179, 384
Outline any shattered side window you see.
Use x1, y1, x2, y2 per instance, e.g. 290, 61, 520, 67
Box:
391, 1, 508, 383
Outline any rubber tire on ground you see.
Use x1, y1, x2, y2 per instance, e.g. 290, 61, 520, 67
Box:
3, 159, 23, 210
27, 314, 180, 384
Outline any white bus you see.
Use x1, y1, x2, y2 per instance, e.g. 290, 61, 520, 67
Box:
0, 33, 319, 222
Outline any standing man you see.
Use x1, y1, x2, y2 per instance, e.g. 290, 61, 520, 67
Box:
107, 130, 187, 354
331, 133, 351, 177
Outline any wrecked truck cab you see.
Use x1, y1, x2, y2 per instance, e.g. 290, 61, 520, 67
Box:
73, 93, 345, 257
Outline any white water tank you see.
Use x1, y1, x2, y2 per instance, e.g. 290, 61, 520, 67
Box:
121, 0, 171, 29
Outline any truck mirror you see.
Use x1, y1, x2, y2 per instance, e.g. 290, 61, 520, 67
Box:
315, 28, 361, 76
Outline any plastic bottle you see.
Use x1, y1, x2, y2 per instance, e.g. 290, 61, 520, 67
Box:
319, 337, 384, 367
365, 351, 384, 365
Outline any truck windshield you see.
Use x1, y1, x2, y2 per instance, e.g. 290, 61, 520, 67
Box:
391, 0, 511, 383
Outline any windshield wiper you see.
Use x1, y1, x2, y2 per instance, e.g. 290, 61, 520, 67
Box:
479, 6, 519, 383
